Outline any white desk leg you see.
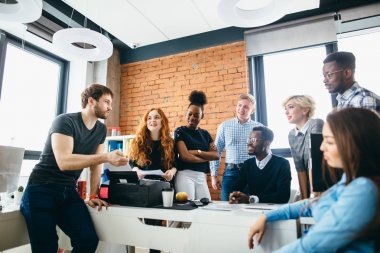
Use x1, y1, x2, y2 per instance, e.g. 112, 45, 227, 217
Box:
126, 245, 135, 253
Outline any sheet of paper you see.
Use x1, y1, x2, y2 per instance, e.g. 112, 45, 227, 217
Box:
201, 203, 243, 211
242, 203, 279, 210
139, 169, 164, 176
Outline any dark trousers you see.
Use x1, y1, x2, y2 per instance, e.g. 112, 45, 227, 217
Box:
20, 182, 99, 253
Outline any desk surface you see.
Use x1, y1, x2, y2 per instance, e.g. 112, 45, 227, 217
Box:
0, 206, 29, 251
1, 204, 299, 253
87, 204, 298, 253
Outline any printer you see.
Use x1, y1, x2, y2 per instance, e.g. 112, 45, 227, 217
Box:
101, 171, 170, 207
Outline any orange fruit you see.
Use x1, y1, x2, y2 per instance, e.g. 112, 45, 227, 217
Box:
175, 192, 188, 203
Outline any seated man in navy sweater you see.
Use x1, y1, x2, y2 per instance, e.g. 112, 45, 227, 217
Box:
229, 126, 291, 204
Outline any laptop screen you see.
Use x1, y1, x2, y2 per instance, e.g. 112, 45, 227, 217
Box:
310, 134, 339, 192
0, 145, 25, 192
107, 171, 139, 184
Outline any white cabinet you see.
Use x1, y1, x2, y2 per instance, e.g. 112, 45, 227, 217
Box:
104, 135, 135, 155
103, 135, 135, 172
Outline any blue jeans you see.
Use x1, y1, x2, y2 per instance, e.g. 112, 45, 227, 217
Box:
221, 166, 240, 201
20, 182, 98, 253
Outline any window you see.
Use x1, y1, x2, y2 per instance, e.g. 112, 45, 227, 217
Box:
0, 34, 68, 184
263, 46, 332, 149
252, 46, 333, 192
0, 43, 61, 150
338, 29, 380, 95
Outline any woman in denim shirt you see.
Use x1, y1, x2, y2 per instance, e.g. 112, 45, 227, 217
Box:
248, 108, 380, 253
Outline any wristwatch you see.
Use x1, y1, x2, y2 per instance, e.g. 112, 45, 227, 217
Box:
197, 149, 202, 154
249, 195, 259, 204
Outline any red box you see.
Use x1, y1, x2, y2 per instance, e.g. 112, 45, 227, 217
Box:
77, 181, 86, 200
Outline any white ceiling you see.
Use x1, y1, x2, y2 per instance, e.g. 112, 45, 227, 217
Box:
62, 0, 319, 49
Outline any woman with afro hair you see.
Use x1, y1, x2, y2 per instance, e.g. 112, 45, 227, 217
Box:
174, 90, 219, 200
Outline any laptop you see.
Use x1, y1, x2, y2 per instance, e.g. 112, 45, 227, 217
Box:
310, 134, 340, 192
0, 145, 25, 192
107, 170, 139, 184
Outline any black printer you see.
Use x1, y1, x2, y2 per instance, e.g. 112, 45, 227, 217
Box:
103, 171, 170, 207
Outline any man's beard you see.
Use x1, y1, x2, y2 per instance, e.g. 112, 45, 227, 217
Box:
94, 105, 109, 119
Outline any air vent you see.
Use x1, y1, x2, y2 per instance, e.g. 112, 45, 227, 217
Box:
26, 16, 63, 42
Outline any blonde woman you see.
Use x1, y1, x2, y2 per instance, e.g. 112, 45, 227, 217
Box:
283, 95, 324, 199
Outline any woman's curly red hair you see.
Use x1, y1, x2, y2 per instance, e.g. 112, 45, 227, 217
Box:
129, 108, 174, 171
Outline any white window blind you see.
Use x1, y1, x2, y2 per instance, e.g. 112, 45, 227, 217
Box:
245, 13, 337, 57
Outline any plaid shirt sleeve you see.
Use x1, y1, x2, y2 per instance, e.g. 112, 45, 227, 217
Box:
210, 122, 226, 176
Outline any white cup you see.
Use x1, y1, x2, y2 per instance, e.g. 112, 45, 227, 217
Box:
14, 191, 23, 206
162, 188, 174, 207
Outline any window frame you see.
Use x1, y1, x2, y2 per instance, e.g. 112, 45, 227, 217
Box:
0, 31, 70, 160
249, 43, 338, 157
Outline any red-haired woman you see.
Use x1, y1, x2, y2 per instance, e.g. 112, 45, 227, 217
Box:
129, 108, 176, 253
129, 108, 176, 181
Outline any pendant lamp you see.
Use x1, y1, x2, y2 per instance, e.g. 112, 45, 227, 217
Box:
217, 0, 296, 28
0, 0, 42, 23
52, 27, 113, 62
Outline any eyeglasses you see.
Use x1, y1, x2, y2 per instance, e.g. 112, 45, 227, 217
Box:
322, 69, 343, 79
247, 137, 261, 144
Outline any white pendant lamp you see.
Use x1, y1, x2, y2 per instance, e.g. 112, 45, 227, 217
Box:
52, 28, 113, 62
0, 0, 42, 23
218, 0, 296, 28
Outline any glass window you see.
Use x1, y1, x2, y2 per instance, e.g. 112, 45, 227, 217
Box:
0, 37, 68, 183
338, 29, 380, 95
0, 43, 60, 150
263, 46, 332, 149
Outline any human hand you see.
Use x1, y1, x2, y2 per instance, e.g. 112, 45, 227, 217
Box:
87, 197, 110, 211
229, 191, 249, 204
132, 167, 145, 179
209, 143, 217, 151
163, 168, 176, 181
211, 176, 220, 190
107, 150, 129, 166
248, 214, 267, 249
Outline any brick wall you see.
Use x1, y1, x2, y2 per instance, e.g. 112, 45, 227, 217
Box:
120, 41, 249, 200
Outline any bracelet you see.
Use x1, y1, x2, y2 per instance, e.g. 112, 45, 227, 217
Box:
89, 194, 98, 200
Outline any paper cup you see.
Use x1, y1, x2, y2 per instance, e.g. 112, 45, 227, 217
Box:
14, 191, 23, 205
162, 188, 174, 207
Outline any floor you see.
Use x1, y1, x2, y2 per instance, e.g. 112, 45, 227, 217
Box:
3, 245, 167, 253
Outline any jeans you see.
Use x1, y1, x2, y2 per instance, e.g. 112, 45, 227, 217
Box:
221, 166, 240, 201
20, 182, 99, 253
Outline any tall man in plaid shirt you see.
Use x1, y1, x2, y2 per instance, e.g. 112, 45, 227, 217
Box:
210, 94, 263, 201
323, 51, 380, 113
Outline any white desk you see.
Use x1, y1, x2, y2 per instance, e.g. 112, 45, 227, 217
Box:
1, 204, 299, 253
0, 207, 29, 252
87, 205, 299, 253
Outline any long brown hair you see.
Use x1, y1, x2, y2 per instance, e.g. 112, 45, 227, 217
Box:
129, 108, 174, 171
325, 108, 380, 246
